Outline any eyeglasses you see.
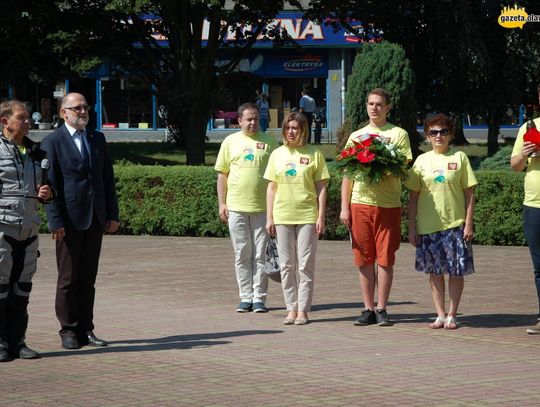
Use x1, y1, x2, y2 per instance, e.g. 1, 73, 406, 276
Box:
428, 128, 449, 137
64, 105, 92, 113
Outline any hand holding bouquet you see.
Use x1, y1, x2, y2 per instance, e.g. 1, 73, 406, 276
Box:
334, 133, 409, 184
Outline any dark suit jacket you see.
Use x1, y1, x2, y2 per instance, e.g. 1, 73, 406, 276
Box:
41, 125, 119, 231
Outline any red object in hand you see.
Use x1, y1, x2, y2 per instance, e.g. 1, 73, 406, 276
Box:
524, 128, 540, 151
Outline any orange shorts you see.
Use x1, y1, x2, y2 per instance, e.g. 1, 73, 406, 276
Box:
350, 204, 402, 267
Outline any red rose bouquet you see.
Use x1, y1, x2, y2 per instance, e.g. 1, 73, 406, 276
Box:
333, 133, 409, 184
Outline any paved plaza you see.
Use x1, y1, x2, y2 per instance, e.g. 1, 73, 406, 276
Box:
1, 235, 539, 406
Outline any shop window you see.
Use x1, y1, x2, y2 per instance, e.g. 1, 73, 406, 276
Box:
210, 75, 327, 130
101, 77, 152, 129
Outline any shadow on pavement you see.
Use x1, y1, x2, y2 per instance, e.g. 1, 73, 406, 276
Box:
386, 313, 534, 328
457, 313, 535, 328
309, 312, 535, 327
311, 301, 416, 312
40, 329, 283, 358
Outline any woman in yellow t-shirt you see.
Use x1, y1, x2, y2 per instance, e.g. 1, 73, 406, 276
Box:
406, 114, 477, 329
264, 112, 329, 325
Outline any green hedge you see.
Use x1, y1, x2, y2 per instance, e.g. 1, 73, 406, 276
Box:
116, 165, 228, 236
478, 145, 513, 170
39, 165, 528, 246
473, 171, 526, 245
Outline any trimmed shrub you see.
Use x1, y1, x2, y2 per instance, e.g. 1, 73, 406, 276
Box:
324, 174, 349, 240
335, 118, 354, 152
345, 41, 421, 156
115, 165, 228, 236
346, 42, 416, 131
479, 145, 512, 170
39, 165, 528, 246
473, 170, 525, 245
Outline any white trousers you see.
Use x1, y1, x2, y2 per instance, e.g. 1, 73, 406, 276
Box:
275, 224, 318, 312
228, 211, 269, 303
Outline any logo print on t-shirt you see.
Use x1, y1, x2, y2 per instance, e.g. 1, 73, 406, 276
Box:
256, 142, 265, 150
300, 157, 310, 165
285, 162, 297, 176
243, 148, 255, 161
433, 169, 445, 183
448, 162, 457, 171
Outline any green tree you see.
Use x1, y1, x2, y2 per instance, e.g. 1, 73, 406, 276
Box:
0, 1, 299, 165
103, 0, 300, 165
0, 1, 124, 99
5, 1, 540, 162
345, 41, 420, 156
307, 0, 540, 155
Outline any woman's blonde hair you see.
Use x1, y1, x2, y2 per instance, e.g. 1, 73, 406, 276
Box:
281, 111, 308, 147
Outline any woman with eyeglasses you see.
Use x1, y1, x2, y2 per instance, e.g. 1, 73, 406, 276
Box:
405, 113, 477, 329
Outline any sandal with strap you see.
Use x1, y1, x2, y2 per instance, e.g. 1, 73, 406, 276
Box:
429, 316, 446, 329
444, 316, 458, 329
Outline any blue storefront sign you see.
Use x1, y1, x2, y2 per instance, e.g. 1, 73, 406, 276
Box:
260, 51, 327, 76
215, 50, 327, 78
142, 11, 380, 49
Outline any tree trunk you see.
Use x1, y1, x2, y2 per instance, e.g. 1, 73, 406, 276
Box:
487, 107, 500, 157
183, 112, 207, 166
452, 113, 470, 145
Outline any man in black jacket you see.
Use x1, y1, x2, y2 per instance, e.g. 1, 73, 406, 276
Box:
42, 92, 119, 350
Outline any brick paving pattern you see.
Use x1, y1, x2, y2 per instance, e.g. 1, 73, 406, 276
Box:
1, 236, 539, 406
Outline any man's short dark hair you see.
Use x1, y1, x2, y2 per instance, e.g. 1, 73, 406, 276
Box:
238, 102, 259, 118
366, 88, 391, 105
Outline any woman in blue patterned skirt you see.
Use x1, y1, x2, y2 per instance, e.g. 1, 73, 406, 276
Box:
406, 114, 477, 329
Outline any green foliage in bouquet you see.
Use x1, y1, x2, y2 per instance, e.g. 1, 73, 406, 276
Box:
332, 133, 409, 184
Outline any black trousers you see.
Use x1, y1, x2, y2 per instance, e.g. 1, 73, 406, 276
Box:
0, 235, 37, 349
304, 112, 314, 143
55, 215, 103, 340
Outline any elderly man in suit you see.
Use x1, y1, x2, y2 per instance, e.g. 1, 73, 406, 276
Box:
42, 92, 119, 350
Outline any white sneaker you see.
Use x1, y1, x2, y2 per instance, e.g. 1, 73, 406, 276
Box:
526, 321, 540, 334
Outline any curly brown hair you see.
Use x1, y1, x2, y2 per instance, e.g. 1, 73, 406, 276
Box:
423, 113, 455, 142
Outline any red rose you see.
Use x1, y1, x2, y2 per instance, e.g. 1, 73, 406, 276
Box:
356, 149, 376, 163
361, 137, 374, 147
340, 150, 349, 159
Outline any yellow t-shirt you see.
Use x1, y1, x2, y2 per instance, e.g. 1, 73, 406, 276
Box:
264, 145, 330, 224
511, 118, 540, 208
405, 150, 478, 235
346, 123, 412, 208
214, 130, 278, 212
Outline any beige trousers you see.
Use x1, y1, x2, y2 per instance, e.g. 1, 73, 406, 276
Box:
228, 211, 269, 303
275, 224, 318, 312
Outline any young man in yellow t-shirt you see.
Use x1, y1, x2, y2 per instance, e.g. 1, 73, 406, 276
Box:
511, 110, 540, 334
340, 88, 412, 326
215, 103, 278, 313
